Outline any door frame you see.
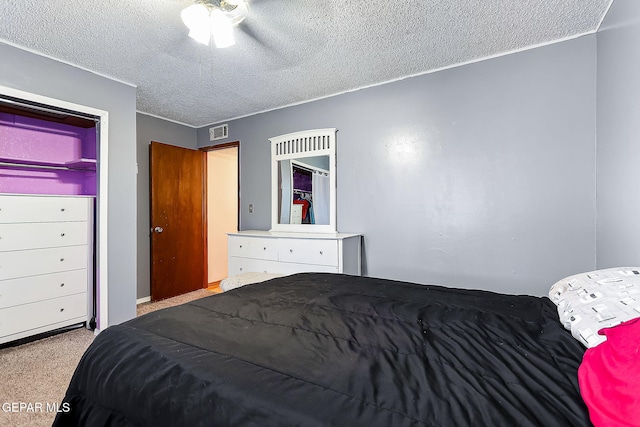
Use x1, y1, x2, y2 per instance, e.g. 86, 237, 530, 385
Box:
200, 141, 240, 284
0, 84, 109, 331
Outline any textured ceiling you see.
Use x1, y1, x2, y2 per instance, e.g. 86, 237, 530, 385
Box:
0, 0, 613, 127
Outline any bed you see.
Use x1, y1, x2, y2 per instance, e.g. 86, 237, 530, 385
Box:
54, 272, 592, 426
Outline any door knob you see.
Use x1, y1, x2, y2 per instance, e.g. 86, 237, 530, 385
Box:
153, 226, 164, 233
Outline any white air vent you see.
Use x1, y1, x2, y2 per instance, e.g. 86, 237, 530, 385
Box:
209, 124, 228, 141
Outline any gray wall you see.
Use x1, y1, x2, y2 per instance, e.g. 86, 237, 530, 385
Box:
596, 0, 640, 268
198, 36, 597, 296
3, 10, 617, 314
0, 42, 137, 325
136, 113, 198, 299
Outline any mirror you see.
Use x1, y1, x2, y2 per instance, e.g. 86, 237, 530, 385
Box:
270, 129, 337, 233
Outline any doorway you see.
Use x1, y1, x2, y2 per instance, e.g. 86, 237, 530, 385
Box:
203, 142, 239, 286
149, 141, 239, 300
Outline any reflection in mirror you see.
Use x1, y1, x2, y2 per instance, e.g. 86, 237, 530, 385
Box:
278, 156, 330, 225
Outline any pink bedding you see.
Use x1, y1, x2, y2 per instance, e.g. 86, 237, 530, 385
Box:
578, 317, 640, 426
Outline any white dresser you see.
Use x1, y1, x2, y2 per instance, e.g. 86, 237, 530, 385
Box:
228, 230, 361, 277
0, 194, 94, 344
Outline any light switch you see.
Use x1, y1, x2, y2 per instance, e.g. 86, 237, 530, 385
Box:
248, 204, 254, 214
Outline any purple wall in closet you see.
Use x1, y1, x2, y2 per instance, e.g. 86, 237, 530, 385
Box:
0, 113, 96, 195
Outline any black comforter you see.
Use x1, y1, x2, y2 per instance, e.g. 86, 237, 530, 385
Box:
55, 273, 591, 426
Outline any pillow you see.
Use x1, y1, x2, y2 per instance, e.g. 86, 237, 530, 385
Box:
578, 317, 640, 426
220, 272, 283, 292
548, 267, 640, 347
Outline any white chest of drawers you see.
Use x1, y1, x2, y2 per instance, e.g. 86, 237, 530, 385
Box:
227, 230, 362, 277
0, 194, 94, 344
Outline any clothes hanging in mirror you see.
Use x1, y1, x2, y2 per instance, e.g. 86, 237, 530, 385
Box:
293, 190, 314, 224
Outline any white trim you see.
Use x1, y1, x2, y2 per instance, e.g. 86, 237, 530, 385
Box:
136, 296, 151, 305
136, 110, 197, 128
0, 84, 110, 332
0, 40, 137, 88
98, 114, 109, 331
199, 32, 598, 127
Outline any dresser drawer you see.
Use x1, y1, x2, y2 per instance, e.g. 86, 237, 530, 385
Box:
0, 292, 87, 338
0, 195, 90, 223
278, 238, 338, 266
229, 257, 283, 276
0, 246, 88, 280
228, 236, 278, 261
0, 221, 88, 252
275, 263, 339, 275
0, 270, 87, 309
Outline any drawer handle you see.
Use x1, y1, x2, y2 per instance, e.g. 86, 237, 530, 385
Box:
263, 247, 267, 250
239, 245, 243, 248
61, 208, 66, 212
319, 251, 323, 255
60, 258, 65, 262
61, 233, 66, 237
290, 249, 293, 253
60, 283, 65, 287
60, 308, 65, 312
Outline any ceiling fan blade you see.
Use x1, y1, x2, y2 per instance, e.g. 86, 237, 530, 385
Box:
237, 20, 269, 49
218, 1, 238, 12
194, 0, 238, 12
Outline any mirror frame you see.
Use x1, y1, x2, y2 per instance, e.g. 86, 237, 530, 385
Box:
270, 128, 337, 233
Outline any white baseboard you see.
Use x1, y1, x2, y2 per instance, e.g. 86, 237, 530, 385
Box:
136, 296, 151, 305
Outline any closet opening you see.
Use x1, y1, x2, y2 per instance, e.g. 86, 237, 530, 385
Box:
0, 85, 109, 344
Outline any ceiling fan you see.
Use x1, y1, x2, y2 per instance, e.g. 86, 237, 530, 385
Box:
181, 0, 249, 48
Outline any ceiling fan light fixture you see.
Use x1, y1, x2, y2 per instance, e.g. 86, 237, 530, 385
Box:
210, 10, 235, 48
188, 27, 211, 46
181, 4, 208, 30
182, 4, 212, 45
181, 0, 246, 48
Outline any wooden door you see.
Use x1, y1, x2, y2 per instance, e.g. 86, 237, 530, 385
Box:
150, 141, 206, 301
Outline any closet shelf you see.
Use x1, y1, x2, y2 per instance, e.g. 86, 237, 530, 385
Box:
0, 157, 96, 171
64, 158, 96, 170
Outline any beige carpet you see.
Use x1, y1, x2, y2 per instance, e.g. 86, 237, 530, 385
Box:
0, 288, 215, 427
